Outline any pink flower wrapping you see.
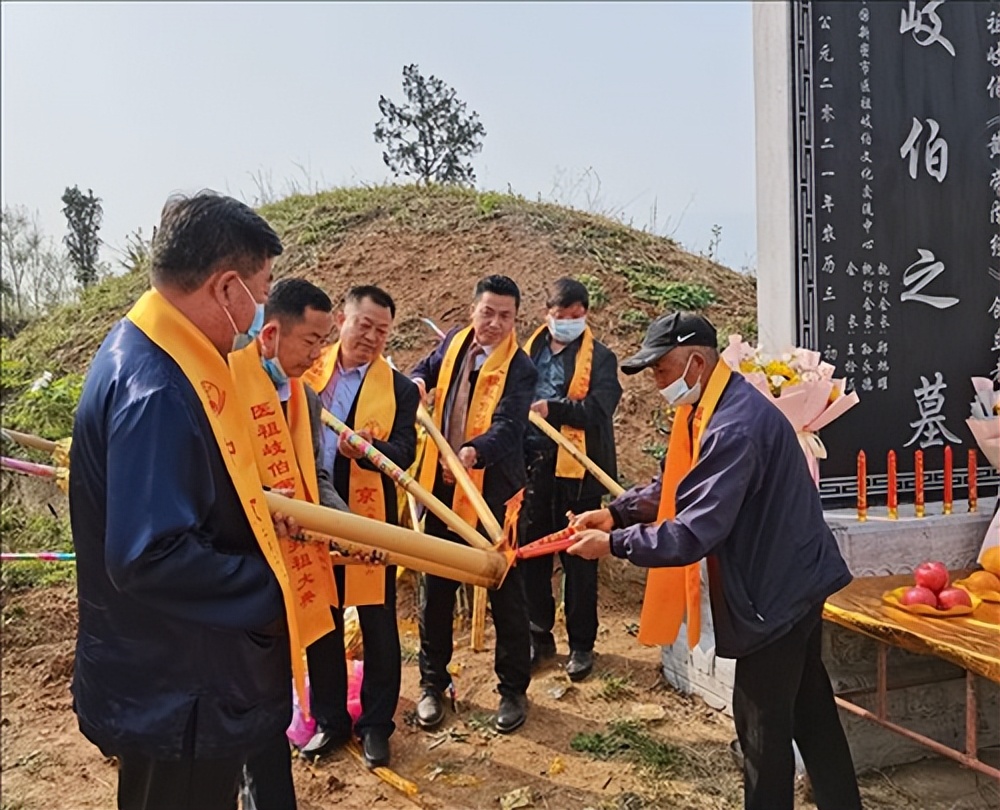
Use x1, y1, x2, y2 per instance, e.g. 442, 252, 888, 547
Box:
967, 377, 999, 472
721, 335, 860, 485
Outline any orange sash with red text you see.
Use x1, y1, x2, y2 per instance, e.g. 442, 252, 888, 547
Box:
127, 289, 324, 718
303, 344, 395, 606
417, 326, 518, 528
524, 325, 594, 479
638, 361, 731, 649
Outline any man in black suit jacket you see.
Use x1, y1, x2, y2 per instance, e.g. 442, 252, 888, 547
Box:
301, 286, 419, 770
410, 274, 538, 735
521, 278, 622, 683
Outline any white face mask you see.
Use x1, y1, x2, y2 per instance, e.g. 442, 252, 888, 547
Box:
659, 354, 702, 406
547, 315, 587, 344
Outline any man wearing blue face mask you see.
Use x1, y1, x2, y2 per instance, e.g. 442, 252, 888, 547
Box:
235, 278, 348, 810
521, 277, 622, 682
566, 311, 860, 810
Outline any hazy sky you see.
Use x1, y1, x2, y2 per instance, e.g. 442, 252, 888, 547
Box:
1, 2, 756, 271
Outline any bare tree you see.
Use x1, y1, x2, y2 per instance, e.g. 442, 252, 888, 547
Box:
1, 206, 76, 328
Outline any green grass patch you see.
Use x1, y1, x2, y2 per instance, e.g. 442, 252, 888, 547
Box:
619, 263, 716, 311
575, 273, 608, 310
598, 671, 636, 701
571, 719, 680, 773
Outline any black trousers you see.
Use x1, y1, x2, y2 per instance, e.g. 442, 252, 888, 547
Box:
306, 565, 401, 737
241, 733, 297, 810
418, 484, 531, 698
520, 456, 601, 652
116, 711, 246, 810
732, 604, 862, 810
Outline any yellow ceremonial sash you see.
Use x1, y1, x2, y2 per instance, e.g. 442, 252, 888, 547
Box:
303, 344, 396, 607
525, 325, 594, 479
127, 289, 319, 718
417, 326, 519, 528
637, 361, 732, 649
228, 341, 339, 628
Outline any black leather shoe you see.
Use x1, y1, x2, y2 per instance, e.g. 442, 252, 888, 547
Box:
529, 638, 557, 670
416, 689, 445, 730
495, 694, 528, 734
360, 729, 390, 769
299, 726, 351, 758
565, 649, 594, 682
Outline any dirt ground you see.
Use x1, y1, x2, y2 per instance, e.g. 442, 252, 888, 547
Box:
3, 568, 999, 810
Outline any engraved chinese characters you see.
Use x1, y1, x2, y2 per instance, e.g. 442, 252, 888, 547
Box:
792, 0, 998, 501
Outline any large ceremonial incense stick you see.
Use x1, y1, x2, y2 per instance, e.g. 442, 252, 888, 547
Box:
320, 408, 492, 553
265, 492, 511, 589
1, 551, 75, 562
295, 529, 500, 587
528, 412, 625, 497
1, 455, 60, 479
1, 428, 58, 454
416, 404, 504, 544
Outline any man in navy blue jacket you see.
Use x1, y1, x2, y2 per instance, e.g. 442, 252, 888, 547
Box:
70, 192, 292, 810
567, 312, 861, 810
410, 275, 537, 734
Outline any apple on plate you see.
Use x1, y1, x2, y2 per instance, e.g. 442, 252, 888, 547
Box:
936, 587, 972, 611
899, 586, 938, 607
913, 561, 949, 594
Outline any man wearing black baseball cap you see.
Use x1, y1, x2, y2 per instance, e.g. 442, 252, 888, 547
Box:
566, 311, 861, 810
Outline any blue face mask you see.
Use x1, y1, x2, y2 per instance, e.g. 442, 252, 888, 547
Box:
226, 278, 265, 351
547, 315, 587, 344
659, 354, 702, 406
262, 354, 288, 387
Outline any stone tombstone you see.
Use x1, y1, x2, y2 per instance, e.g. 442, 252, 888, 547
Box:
767, 0, 1000, 507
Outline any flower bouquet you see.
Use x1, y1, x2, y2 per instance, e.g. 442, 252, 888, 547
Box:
967, 377, 999, 471
967, 377, 1000, 566
721, 336, 860, 485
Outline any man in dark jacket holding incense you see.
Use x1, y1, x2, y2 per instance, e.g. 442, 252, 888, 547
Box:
567, 312, 861, 810
521, 277, 621, 681
410, 274, 538, 735
70, 192, 298, 810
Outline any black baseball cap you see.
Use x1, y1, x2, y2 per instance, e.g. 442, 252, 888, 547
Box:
620, 312, 718, 375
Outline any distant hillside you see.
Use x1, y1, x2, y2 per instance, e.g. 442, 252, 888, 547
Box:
3, 184, 757, 483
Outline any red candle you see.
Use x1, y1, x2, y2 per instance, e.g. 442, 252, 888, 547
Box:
857, 450, 867, 522
969, 449, 978, 513
943, 446, 953, 515
914, 450, 925, 518
887, 450, 898, 520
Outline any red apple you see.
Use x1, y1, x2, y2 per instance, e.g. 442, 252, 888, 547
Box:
899, 586, 938, 607
914, 561, 949, 593
936, 587, 972, 611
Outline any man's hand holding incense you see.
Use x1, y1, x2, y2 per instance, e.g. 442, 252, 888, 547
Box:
567, 529, 611, 560
337, 428, 371, 461
271, 511, 299, 540
568, 507, 614, 533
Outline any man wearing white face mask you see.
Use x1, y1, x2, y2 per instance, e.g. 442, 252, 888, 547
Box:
566, 311, 860, 810
521, 278, 622, 682
69, 192, 301, 810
